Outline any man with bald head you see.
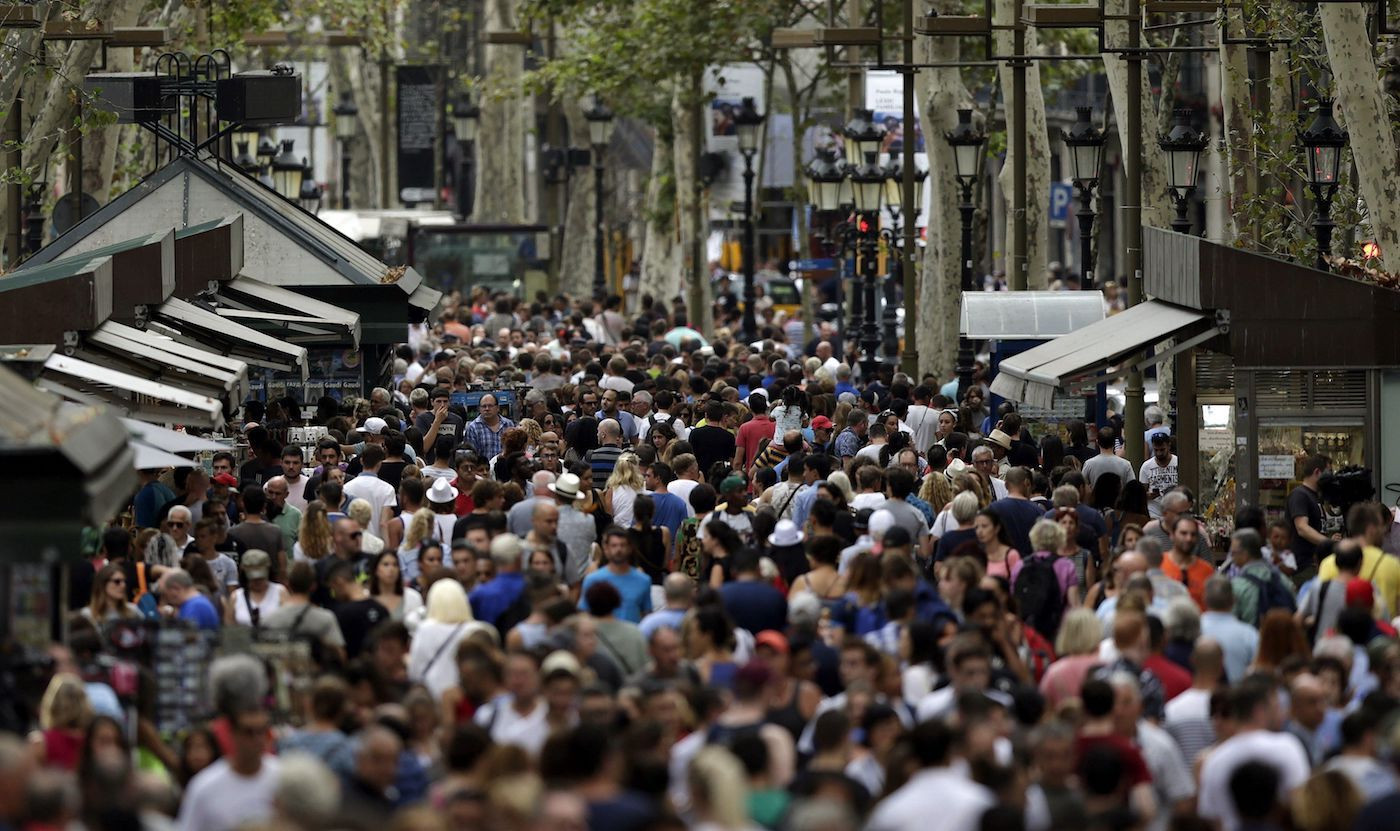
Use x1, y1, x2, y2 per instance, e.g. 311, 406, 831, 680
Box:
262, 475, 301, 558
1164, 637, 1224, 763
507, 469, 558, 536
1095, 551, 1149, 630
639, 572, 696, 639
339, 724, 403, 826
1284, 673, 1335, 766
586, 418, 626, 489
525, 500, 566, 576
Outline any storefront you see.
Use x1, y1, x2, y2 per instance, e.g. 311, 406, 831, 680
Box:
989, 227, 1400, 545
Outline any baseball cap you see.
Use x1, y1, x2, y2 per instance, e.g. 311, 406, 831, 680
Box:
754, 630, 789, 655
720, 474, 747, 492
810, 415, 834, 430
883, 526, 913, 548
211, 472, 239, 487
241, 550, 271, 581
541, 650, 583, 679
1150, 431, 1171, 445
363, 417, 388, 435
853, 508, 874, 530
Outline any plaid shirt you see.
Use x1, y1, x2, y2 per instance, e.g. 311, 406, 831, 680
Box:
834, 427, 864, 459
465, 415, 515, 461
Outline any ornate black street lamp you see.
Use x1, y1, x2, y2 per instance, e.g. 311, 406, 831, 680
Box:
584, 97, 615, 299
297, 158, 322, 213
881, 158, 925, 358
945, 107, 986, 401
333, 91, 359, 209
842, 109, 884, 374
1299, 99, 1348, 271
1159, 109, 1207, 234
270, 139, 304, 200
734, 96, 765, 343
1062, 106, 1106, 289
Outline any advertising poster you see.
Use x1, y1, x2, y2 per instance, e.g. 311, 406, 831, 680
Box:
863, 70, 925, 153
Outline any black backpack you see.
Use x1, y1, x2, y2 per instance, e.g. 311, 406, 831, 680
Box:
1015, 554, 1066, 640
1240, 568, 1297, 624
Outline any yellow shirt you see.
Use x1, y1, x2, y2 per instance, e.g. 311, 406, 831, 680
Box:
1317, 544, 1400, 615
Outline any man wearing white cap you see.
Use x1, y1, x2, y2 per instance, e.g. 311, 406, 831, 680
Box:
842, 509, 895, 573
548, 472, 599, 589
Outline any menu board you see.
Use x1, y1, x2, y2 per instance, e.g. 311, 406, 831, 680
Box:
396, 65, 441, 204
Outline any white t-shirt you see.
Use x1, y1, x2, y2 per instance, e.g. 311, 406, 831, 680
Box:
1197, 729, 1311, 831
639, 412, 690, 441
176, 757, 281, 831
905, 404, 939, 455
1139, 454, 1180, 519
668, 479, 700, 510
342, 473, 397, 537
476, 696, 550, 756
230, 583, 286, 627
852, 492, 886, 512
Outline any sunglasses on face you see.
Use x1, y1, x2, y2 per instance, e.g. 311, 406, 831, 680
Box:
166, 521, 187, 529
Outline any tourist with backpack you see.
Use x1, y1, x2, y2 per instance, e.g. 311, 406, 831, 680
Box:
1227, 528, 1297, 626
1015, 520, 1079, 641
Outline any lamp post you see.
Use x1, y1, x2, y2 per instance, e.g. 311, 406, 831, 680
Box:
945, 107, 986, 402
233, 140, 259, 173
734, 96, 765, 344
1159, 109, 1207, 235
881, 158, 925, 359
842, 109, 884, 369
1299, 99, 1348, 271
451, 92, 480, 218
805, 149, 850, 329
333, 91, 358, 209
1062, 106, 1106, 289
23, 182, 44, 256
297, 158, 323, 214
270, 139, 305, 201
584, 97, 615, 299
256, 131, 278, 188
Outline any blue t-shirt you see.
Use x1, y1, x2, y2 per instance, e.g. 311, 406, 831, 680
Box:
580, 568, 654, 623
179, 594, 220, 630
134, 480, 176, 529
469, 572, 526, 626
649, 491, 689, 548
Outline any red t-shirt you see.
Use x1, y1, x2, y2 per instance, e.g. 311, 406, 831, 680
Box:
1075, 733, 1153, 787
1144, 654, 1192, 701
735, 415, 775, 469
1160, 555, 1217, 609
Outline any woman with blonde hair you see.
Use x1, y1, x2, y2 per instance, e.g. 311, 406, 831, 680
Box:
32, 673, 92, 769
602, 453, 646, 529
517, 418, 543, 455
1291, 769, 1363, 831
398, 507, 438, 583
407, 579, 478, 700
1038, 608, 1103, 709
347, 499, 386, 554
79, 563, 142, 624
688, 746, 754, 831
294, 500, 333, 561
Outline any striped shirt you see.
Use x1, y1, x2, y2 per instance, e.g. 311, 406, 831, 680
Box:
753, 441, 790, 471
586, 444, 626, 490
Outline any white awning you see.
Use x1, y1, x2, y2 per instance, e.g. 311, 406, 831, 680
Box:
39, 354, 226, 428
129, 441, 200, 470
214, 276, 362, 348
148, 297, 310, 378
82, 321, 250, 401
121, 418, 227, 454
960, 291, 1106, 339
989, 301, 1227, 408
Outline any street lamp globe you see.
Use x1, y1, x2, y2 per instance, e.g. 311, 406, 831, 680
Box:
848, 157, 887, 214
734, 96, 765, 156
271, 139, 304, 199
805, 150, 848, 213
297, 159, 322, 213
1300, 98, 1347, 189
842, 108, 884, 164
584, 97, 614, 149
882, 159, 927, 216
256, 131, 278, 165
333, 91, 359, 142
945, 108, 986, 187
1159, 108, 1207, 196
234, 140, 259, 173
452, 93, 481, 144
1062, 106, 1105, 188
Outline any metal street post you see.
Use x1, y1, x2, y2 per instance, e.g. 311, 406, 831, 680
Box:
1124, 0, 1144, 468
1062, 106, 1105, 289
900, 0, 920, 375
584, 98, 615, 299
1011, 0, 1028, 290
734, 97, 765, 343
946, 108, 986, 402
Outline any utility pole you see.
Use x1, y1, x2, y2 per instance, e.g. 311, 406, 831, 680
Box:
4, 102, 19, 268
1123, 0, 1145, 468
899, 0, 919, 376
1010, 0, 1028, 290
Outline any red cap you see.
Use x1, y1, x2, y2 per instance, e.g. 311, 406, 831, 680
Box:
810, 415, 834, 430
211, 472, 239, 487
1345, 578, 1374, 608
754, 630, 789, 655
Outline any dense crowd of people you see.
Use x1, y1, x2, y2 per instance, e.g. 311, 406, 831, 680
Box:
9, 288, 1400, 831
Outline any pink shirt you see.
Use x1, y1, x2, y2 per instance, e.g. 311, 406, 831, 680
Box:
736, 415, 775, 469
